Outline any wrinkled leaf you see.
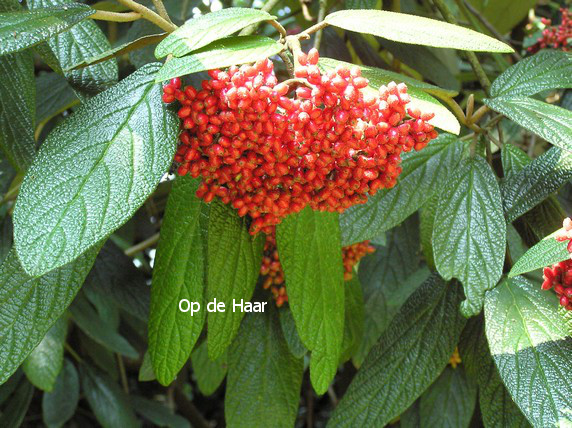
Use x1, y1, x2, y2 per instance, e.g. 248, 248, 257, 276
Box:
35, 72, 78, 125
131, 396, 190, 428
509, 230, 569, 278
433, 156, 506, 316
42, 359, 79, 428
14, 63, 178, 276
340, 276, 365, 363
324, 10, 513, 52
156, 7, 275, 58
277, 208, 344, 394
191, 341, 227, 396
156, 36, 284, 82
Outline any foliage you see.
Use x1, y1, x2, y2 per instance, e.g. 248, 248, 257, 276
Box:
0, 0, 571, 427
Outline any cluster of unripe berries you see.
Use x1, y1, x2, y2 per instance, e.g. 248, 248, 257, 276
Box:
541, 217, 572, 310
163, 48, 437, 234
528, 8, 571, 53
260, 230, 374, 307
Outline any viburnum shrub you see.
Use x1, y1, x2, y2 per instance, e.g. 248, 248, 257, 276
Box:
2, 0, 572, 427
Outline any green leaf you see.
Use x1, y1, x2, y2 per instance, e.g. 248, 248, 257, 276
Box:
509, 231, 569, 278
225, 303, 303, 428
155, 7, 275, 58
276, 208, 344, 394
484, 96, 572, 153
156, 36, 284, 82
86, 241, 149, 321
80, 364, 139, 428
207, 201, 264, 360
420, 194, 439, 270
419, 367, 477, 428
0, 4, 95, 56
0, 378, 34, 427
340, 276, 365, 363
22, 315, 67, 391
345, 0, 377, 9
501, 143, 531, 179
501, 147, 572, 222
35, 72, 78, 125
149, 175, 206, 385
138, 351, 155, 382
70, 293, 138, 358
0, 247, 98, 385
433, 156, 506, 317
191, 341, 227, 396
340, 134, 464, 246
42, 359, 80, 428
0, 50, 36, 171
131, 396, 190, 428
13, 63, 178, 277
485, 276, 572, 427
354, 215, 424, 365
458, 317, 530, 428
66, 33, 167, 71
491, 50, 572, 98
329, 274, 466, 426
466, 0, 535, 34
28, 0, 118, 97
324, 10, 513, 53
278, 307, 307, 359
319, 58, 460, 134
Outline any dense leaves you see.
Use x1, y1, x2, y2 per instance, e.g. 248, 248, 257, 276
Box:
13, 63, 178, 276
42, 360, 79, 428
329, 274, 466, 426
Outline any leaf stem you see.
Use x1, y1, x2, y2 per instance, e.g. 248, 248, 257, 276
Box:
151, 0, 174, 25
240, 0, 283, 35
65, 343, 83, 363
313, 0, 328, 50
115, 0, 177, 33
124, 232, 160, 256
92, 10, 142, 22
117, 354, 130, 394
431, 0, 492, 95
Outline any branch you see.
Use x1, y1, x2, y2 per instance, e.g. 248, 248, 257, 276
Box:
92, 10, 142, 22
116, 0, 177, 33
313, 0, 328, 50
152, 0, 174, 25
124, 232, 160, 257
240, 0, 283, 35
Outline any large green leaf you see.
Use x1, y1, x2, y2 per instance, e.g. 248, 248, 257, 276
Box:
491, 50, 572, 98
484, 96, 572, 153
318, 58, 460, 134
22, 315, 67, 391
156, 36, 284, 82
340, 134, 464, 246
509, 231, 569, 278
433, 156, 506, 317
149, 175, 206, 385
501, 147, 572, 222
207, 201, 264, 360
0, 50, 36, 171
28, 0, 118, 97
191, 341, 227, 396
155, 7, 275, 58
42, 359, 80, 428
458, 316, 530, 428
418, 367, 477, 428
70, 293, 138, 358
13, 63, 178, 277
0, 4, 95, 56
354, 215, 424, 365
80, 364, 139, 428
0, 247, 97, 385
329, 274, 466, 427
277, 208, 344, 395
35, 72, 78, 125
324, 10, 513, 53
225, 303, 303, 427
467, 0, 535, 34
501, 143, 531, 179
485, 276, 572, 427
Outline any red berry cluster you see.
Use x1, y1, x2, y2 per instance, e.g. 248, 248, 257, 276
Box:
541, 217, 572, 310
528, 8, 571, 53
163, 48, 437, 234
260, 229, 374, 306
